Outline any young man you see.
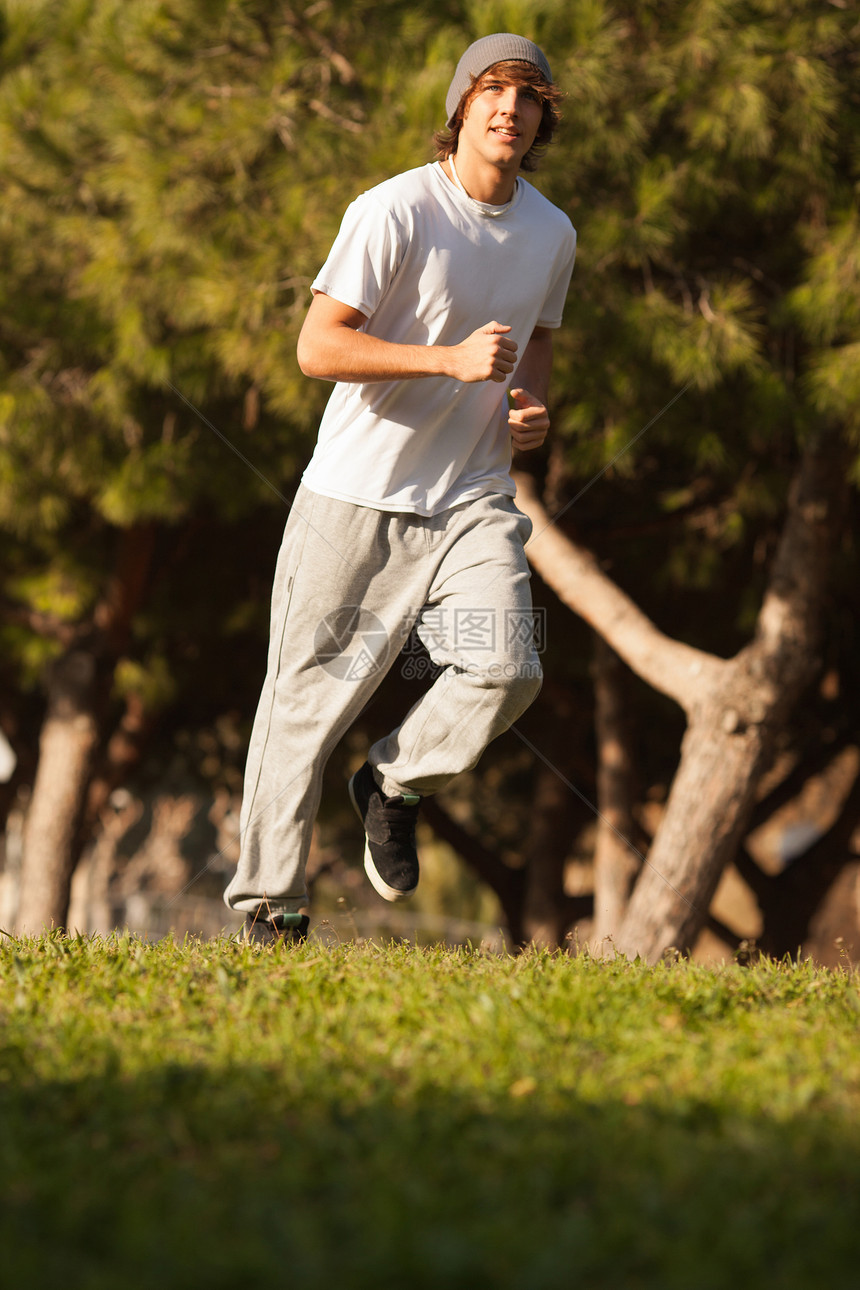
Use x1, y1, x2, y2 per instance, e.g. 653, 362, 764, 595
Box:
225, 33, 576, 944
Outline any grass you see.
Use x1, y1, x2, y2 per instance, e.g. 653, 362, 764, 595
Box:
1, 932, 859, 1287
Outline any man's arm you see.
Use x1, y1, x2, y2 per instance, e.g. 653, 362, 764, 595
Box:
508, 325, 554, 452
296, 291, 519, 385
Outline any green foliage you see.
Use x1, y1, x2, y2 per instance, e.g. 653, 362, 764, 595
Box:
476, 0, 860, 681
0, 0, 474, 697
1, 0, 856, 608
112, 653, 176, 712
1, 936, 859, 1287
790, 211, 860, 437
0, 0, 857, 930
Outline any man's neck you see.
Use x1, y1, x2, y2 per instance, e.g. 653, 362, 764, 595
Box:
444, 152, 518, 205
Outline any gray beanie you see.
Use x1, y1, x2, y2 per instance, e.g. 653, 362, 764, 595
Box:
445, 33, 552, 127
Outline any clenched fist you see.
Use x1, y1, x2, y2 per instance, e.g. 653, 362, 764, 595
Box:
449, 322, 518, 384
508, 387, 550, 452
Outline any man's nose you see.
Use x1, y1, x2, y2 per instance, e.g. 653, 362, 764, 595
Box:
497, 86, 520, 114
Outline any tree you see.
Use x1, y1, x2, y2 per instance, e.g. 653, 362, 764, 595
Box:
1, 0, 857, 955
385, 0, 859, 957
0, 0, 460, 930
505, 0, 860, 957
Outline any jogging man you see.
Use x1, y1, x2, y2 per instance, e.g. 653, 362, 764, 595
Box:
225, 33, 576, 943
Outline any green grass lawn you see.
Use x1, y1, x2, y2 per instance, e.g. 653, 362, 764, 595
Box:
1, 932, 858, 1288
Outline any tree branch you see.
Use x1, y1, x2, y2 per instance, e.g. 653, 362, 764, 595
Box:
513, 470, 724, 712
422, 797, 526, 943
706, 914, 744, 952
755, 430, 851, 674
747, 731, 855, 836
758, 767, 860, 958
734, 846, 774, 905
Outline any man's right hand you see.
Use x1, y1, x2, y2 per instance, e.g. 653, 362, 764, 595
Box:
450, 322, 518, 383
298, 295, 521, 385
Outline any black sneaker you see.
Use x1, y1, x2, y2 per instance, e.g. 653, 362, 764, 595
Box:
348, 761, 420, 902
244, 909, 309, 946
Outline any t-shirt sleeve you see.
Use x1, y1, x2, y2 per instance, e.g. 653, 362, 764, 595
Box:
536, 224, 577, 329
311, 193, 405, 319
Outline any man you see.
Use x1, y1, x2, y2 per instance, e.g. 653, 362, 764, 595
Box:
225, 33, 576, 944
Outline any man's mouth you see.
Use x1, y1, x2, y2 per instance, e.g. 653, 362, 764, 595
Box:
492, 127, 520, 138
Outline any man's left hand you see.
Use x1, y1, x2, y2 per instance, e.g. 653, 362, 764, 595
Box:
508, 387, 550, 452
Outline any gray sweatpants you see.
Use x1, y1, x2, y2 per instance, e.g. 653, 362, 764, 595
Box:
224, 484, 542, 914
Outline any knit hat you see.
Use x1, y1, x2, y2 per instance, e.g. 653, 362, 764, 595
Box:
445, 33, 552, 127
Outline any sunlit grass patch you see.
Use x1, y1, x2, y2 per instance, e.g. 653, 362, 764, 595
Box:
1, 933, 858, 1287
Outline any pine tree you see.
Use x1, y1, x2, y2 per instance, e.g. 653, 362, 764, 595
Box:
1, 0, 857, 950
0, 0, 456, 930
500, 0, 860, 955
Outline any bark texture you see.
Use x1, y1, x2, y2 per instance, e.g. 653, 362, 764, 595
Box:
15, 650, 101, 933
514, 431, 848, 961
14, 525, 156, 934
520, 760, 582, 948
590, 635, 641, 948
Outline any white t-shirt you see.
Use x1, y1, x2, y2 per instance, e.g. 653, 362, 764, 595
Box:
301, 162, 576, 516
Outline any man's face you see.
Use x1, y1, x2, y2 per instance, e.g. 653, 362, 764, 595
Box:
457, 71, 544, 174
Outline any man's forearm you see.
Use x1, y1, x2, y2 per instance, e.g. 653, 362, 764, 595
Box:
297, 294, 520, 386
298, 320, 456, 382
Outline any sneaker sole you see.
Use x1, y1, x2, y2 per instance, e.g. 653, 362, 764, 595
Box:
349, 771, 418, 903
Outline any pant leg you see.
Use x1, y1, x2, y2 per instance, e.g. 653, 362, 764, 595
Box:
224, 486, 430, 914
370, 493, 542, 798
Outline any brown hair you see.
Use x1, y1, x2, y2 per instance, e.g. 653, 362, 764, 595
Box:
434, 60, 563, 173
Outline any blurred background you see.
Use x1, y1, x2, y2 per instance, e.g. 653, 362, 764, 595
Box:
0, 0, 858, 961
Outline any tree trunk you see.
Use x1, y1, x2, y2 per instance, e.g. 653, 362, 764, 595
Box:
590, 635, 640, 949
514, 430, 848, 962
421, 796, 527, 947
14, 525, 156, 934
521, 759, 581, 948
614, 676, 776, 957
15, 649, 101, 933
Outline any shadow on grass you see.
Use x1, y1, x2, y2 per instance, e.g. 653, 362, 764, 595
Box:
1, 1059, 857, 1289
